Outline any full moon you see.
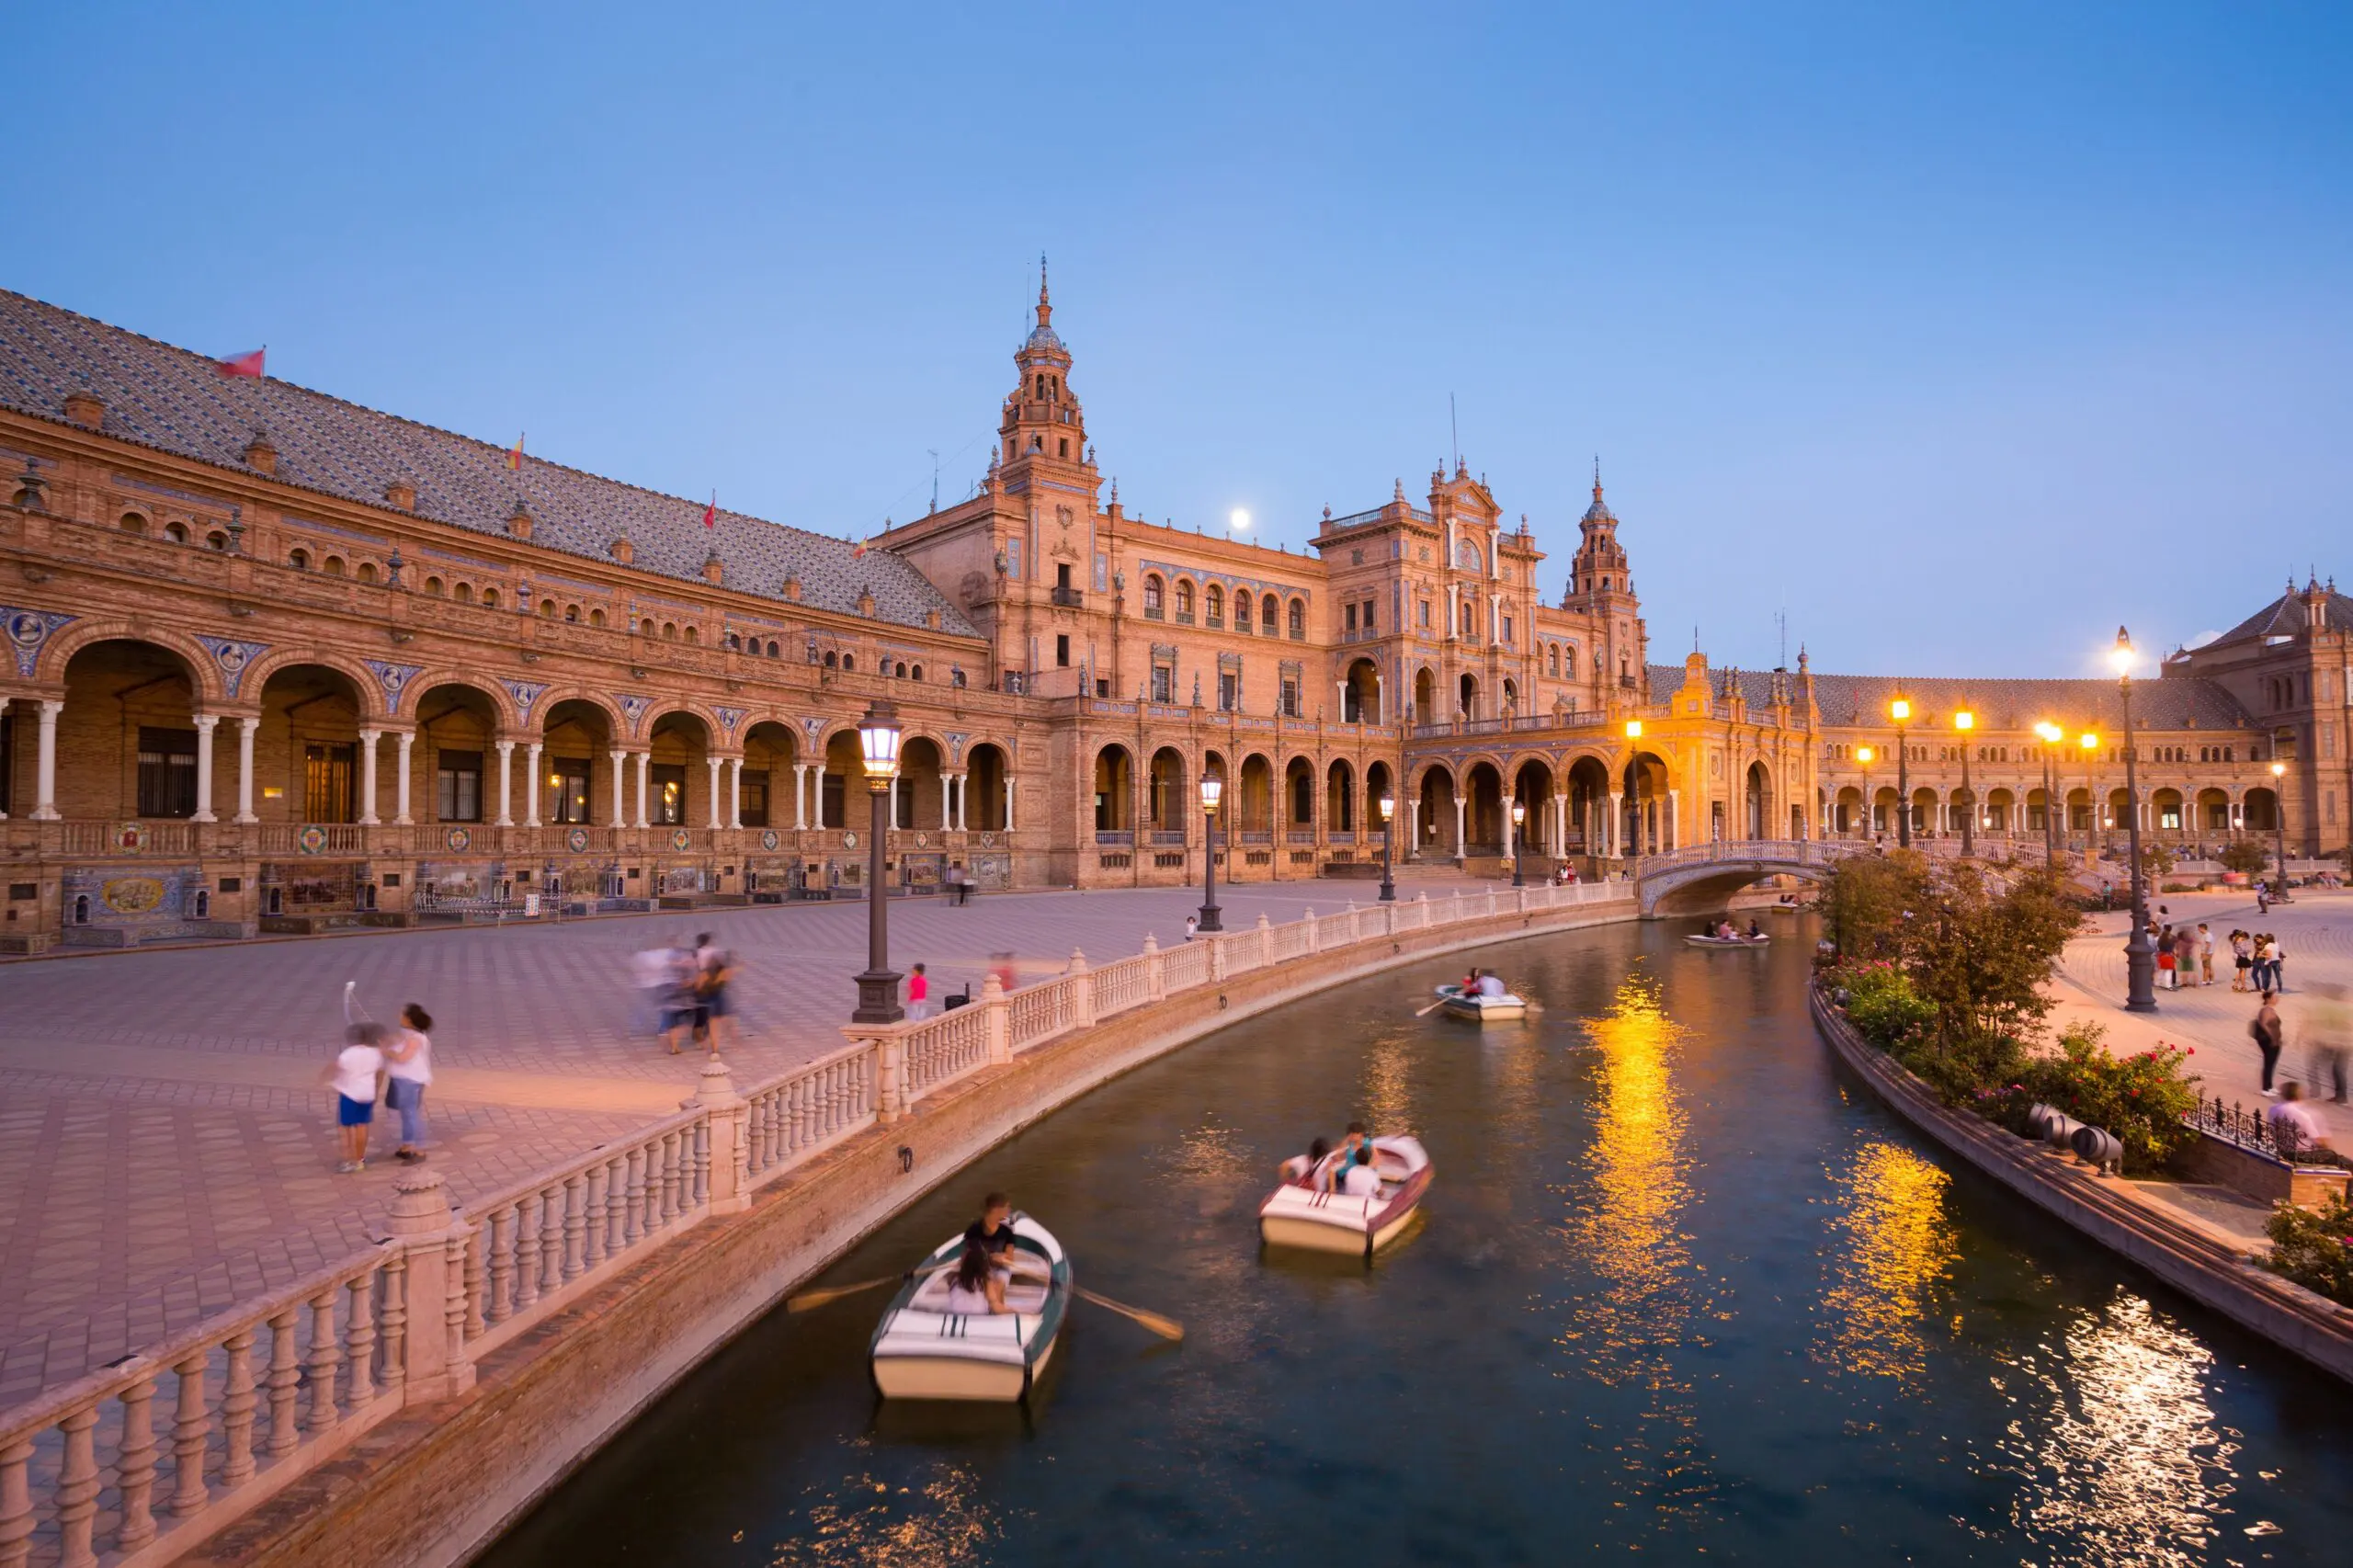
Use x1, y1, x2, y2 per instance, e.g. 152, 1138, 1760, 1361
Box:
1229, 508, 1250, 531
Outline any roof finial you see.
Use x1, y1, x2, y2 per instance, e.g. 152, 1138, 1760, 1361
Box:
1593, 455, 1603, 501
1037, 253, 1051, 329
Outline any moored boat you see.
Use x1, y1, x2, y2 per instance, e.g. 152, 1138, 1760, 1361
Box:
870, 1214, 1070, 1403
1257, 1136, 1434, 1257
1432, 983, 1528, 1020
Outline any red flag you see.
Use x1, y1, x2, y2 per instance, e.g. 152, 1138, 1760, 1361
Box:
703, 492, 717, 529
506, 433, 525, 472
215, 347, 266, 379
850, 536, 870, 559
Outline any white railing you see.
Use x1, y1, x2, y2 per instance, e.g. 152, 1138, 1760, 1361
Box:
1636, 837, 1851, 875
0, 878, 1636, 1566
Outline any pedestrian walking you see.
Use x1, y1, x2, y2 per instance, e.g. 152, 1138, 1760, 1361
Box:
2305, 982, 2350, 1105
1184, 914, 1199, 941
385, 1005, 434, 1162
2249, 934, 2273, 994
2268, 934, 2287, 994
322, 1021, 388, 1173
2156, 925, 2177, 990
908, 961, 932, 1020
2266, 1082, 2332, 1159
2173, 925, 2197, 989
2256, 881, 2269, 915
631, 941, 676, 1039
693, 932, 737, 1052
2252, 990, 2284, 1096
660, 937, 698, 1054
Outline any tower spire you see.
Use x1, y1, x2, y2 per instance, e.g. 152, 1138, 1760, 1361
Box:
1593, 455, 1603, 503
1037, 253, 1051, 331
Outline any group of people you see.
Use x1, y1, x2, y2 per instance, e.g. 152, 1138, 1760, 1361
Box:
323, 982, 435, 1173
1709, 918, 1765, 941
631, 934, 739, 1053
1278, 1122, 1388, 1197
2151, 919, 2214, 989
1459, 969, 1509, 998
2254, 981, 2350, 1106
2226, 929, 2288, 993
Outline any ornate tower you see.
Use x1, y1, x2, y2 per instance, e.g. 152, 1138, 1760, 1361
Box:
1564, 463, 1646, 696
999, 258, 1090, 480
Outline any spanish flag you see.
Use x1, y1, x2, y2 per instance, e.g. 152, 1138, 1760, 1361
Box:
506, 433, 525, 472
850, 536, 870, 559
703, 491, 717, 529
215, 347, 266, 379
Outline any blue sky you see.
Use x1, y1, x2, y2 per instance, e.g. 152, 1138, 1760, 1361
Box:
16, 2, 2349, 676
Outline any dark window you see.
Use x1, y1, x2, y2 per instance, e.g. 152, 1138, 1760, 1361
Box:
436, 749, 483, 823
821, 768, 847, 828
1151, 665, 1173, 703
303, 743, 356, 824
1345, 604, 1358, 632
1056, 634, 1071, 667
218, 877, 242, 893
137, 727, 199, 818
739, 775, 768, 828
652, 764, 688, 825
1363, 600, 1376, 632
1219, 672, 1240, 711
551, 757, 591, 824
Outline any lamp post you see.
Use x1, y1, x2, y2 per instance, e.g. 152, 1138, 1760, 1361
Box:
2269, 758, 2291, 902
1197, 768, 1224, 933
1510, 800, 1527, 887
1954, 709, 1976, 858
2112, 629, 2155, 1013
1623, 719, 1643, 876
849, 700, 904, 1023
1891, 695, 1913, 847
1378, 792, 1396, 902
2078, 731, 2101, 858
2034, 722, 2062, 868
1855, 744, 1873, 840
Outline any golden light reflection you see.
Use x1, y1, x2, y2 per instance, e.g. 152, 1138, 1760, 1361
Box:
776, 1453, 1008, 1566
2001, 1295, 2239, 1567
1813, 1139, 1957, 1380
1361, 1030, 1415, 1134
1563, 973, 1694, 1382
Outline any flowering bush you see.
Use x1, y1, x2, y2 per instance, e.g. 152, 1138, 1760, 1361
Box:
1825, 959, 1935, 1048
2013, 1025, 2200, 1174
2266, 1192, 2353, 1305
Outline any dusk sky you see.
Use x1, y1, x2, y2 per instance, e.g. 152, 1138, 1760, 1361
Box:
17, 2, 2349, 677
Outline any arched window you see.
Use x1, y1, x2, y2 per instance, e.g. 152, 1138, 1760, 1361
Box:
564, 604, 581, 623
289, 549, 311, 571
163, 521, 188, 544
895, 662, 908, 678
425, 575, 445, 597
357, 562, 377, 584
324, 555, 347, 577
1233, 592, 1254, 632
205, 531, 228, 551
841, 653, 855, 672
767, 640, 780, 658
1143, 574, 1165, 616
824, 651, 838, 669
1289, 598, 1305, 638
911, 665, 923, 681
1174, 580, 1195, 619
684, 626, 699, 645
538, 599, 554, 618
1205, 585, 1224, 626
589, 608, 606, 628
454, 581, 472, 603
662, 621, 677, 641
951, 667, 967, 688
481, 588, 498, 608
119, 511, 147, 534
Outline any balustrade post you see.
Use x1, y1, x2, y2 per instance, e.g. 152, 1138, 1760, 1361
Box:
1255, 911, 1273, 966
386, 1169, 475, 1404
1303, 907, 1319, 952
981, 973, 1012, 1064
696, 1058, 750, 1213
866, 1028, 906, 1121
0, 1438, 33, 1568
170, 1350, 210, 1517
1067, 948, 1094, 1028
1142, 933, 1165, 1001
54, 1405, 97, 1568
1207, 931, 1227, 983
116, 1373, 159, 1550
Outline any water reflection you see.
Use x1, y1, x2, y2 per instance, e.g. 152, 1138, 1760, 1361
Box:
1358, 1029, 1415, 1134
1814, 1139, 1958, 1381
2002, 1295, 2240, 1568
777, 1446, 1010, 1566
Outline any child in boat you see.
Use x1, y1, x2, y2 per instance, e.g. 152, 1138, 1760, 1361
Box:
966, 1192, 1050, 1282
1340, 1142, 1384, 1198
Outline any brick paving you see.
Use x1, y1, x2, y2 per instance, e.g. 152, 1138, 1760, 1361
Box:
0, 870, 1493, 1408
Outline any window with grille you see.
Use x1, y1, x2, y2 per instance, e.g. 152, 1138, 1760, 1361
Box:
436, 749, 483, 823
652, 764, 688, 825
137, 728, 198, 818
550, 758, 591, 824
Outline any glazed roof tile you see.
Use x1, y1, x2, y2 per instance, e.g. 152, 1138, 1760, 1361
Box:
0, 289, 974, 638
2205, 585, 2353, 649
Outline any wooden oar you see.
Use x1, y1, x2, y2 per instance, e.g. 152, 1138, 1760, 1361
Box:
1074, 1286, 1184, 1341
1413, 996, 1451, 1017
788, 1256, 957, 1313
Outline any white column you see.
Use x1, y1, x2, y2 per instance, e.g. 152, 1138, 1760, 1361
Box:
494, 741, 515, 826
393, 731, 415, 824
1373, 675, 1384, 724
1552, 794, 1565, 854
523, 742, 542, 827
1005, 773, 1016, 832
235, 717, 259, 823
190, 714, 220, 824
32, 699, 63, 820
728, 758, 744, 829
939, 771, 952, 830
634, 751, 652, 829
608, 749, 628, 828
357, 728, 382, 825
1452, 796, 1466, 858
793, 763, 809, 829
1504, 805, 1515, 860
1607, 791, 1622, 858
705, 756, 723, 828
1666, 789, 1679, 851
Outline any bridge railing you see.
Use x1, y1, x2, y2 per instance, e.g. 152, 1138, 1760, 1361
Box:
1636, 838, 1852, 876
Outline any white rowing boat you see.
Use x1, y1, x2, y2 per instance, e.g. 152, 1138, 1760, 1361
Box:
1432, 983, 1527, 1020
1686, 932, 1770, 948
870, 1215, 1070, 1403
1258, 1136, 1434, 1257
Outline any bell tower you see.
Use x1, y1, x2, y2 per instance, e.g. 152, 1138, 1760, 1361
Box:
999, 257, 1091, 483
1565, 461, 1648, 698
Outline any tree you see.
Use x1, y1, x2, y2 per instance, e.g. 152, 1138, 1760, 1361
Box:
1819, 851, 1927, 960
2218, 839, 2268, 876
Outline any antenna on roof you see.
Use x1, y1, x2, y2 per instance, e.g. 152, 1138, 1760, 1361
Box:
1449, 393, 1459, 472
928, 449, 939, 515
1777, 609, 1788, 670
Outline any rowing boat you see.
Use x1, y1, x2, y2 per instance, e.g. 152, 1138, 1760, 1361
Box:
1432, 983, 1527, 1020
1258, 1135, 1434, 1257
870, 1215, 1070, 1403
1686, 932, 1770, 948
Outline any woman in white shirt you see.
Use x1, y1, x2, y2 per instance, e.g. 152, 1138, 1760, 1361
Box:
385, 1005, 435, 1164
1340, 1143, 1386, 1199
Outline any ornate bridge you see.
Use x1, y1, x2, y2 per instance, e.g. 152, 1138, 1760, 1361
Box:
1631, 838, 1857, 918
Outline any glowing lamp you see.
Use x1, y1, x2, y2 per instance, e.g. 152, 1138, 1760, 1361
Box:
1890, 697, 1911, 722
857, 701, 902, 789
1954, 710, 1974, 732
2109, 626, 2135, 676
1199, 771, 1223, 814
1624, 719, 1643, 740
1378, 794, 1395, 824
1856, 746, 1873, 764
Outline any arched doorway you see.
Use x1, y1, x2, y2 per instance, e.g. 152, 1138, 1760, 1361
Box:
1093, 744, 1134, 835
1237, 754, 1275, 838
1343, 659, 1380, 724
259, 663, 370, 824
540, 699, 617, 829
1364, 760, 1395, 841
741, 720, 797, 828
1463, 762, 1505, 855
411, 681, 502, 826
823, 730, 866, 830
1458, 673, 1481, 722
1566, 756, 1611, 857
1284, 756, 1316, 840
1621, 751, 1670, 855
1416, 764, 1459, 858
1512, 759, 1554, 856
59, 639, 210, 822
1414, 666, 1437, 725
645, 710, 712, 828
968, 743, 1009, 832
2243, 787, 2279, 831
2195, 786, 2230, 835
1148, 746, 1188, 843
1326, 758, 1356, 833
1836, 785, 1866, 836
1745, 761, 1770, 840
897, 737, 947, 830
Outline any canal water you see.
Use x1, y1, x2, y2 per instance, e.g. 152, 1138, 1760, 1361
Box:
485, 916, 2353, 1565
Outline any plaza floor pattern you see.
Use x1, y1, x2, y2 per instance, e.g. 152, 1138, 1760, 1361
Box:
0, 877, 1450, 1409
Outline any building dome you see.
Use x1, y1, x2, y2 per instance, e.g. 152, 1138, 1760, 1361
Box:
1582, 491, 1615, 525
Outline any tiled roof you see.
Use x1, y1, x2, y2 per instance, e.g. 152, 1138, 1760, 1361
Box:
0, 289, 975, 638
2204, 583, 2353, 650
1647, 663, 2252, 731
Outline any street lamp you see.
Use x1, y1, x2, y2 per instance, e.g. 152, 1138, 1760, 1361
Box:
1953, 709, 1976, 858
2269, 758, 2291, 902
2111, 628, 2155, 1013
1197, 768, 1224, 933
1510, 799, 1528, 887
2077, 731, 2100, 856
850, 700, 904, 1024
1855, 745, 1873, 839
2033, 722, 2063, 868
1623, 719, 1643, 874
1890, 695, 1913, 848
1378, 792, 1396, 902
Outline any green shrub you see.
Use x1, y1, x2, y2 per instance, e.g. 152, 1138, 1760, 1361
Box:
2014, 1025, 2200, 1174
1827, 959, 1935, 1048
2218, 840, 2269, 876
1894, 1030, 2029, 1108
2266, 1193, 2353, 1305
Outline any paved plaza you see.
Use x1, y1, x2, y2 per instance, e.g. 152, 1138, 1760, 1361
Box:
0, 874, 1471, 1408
